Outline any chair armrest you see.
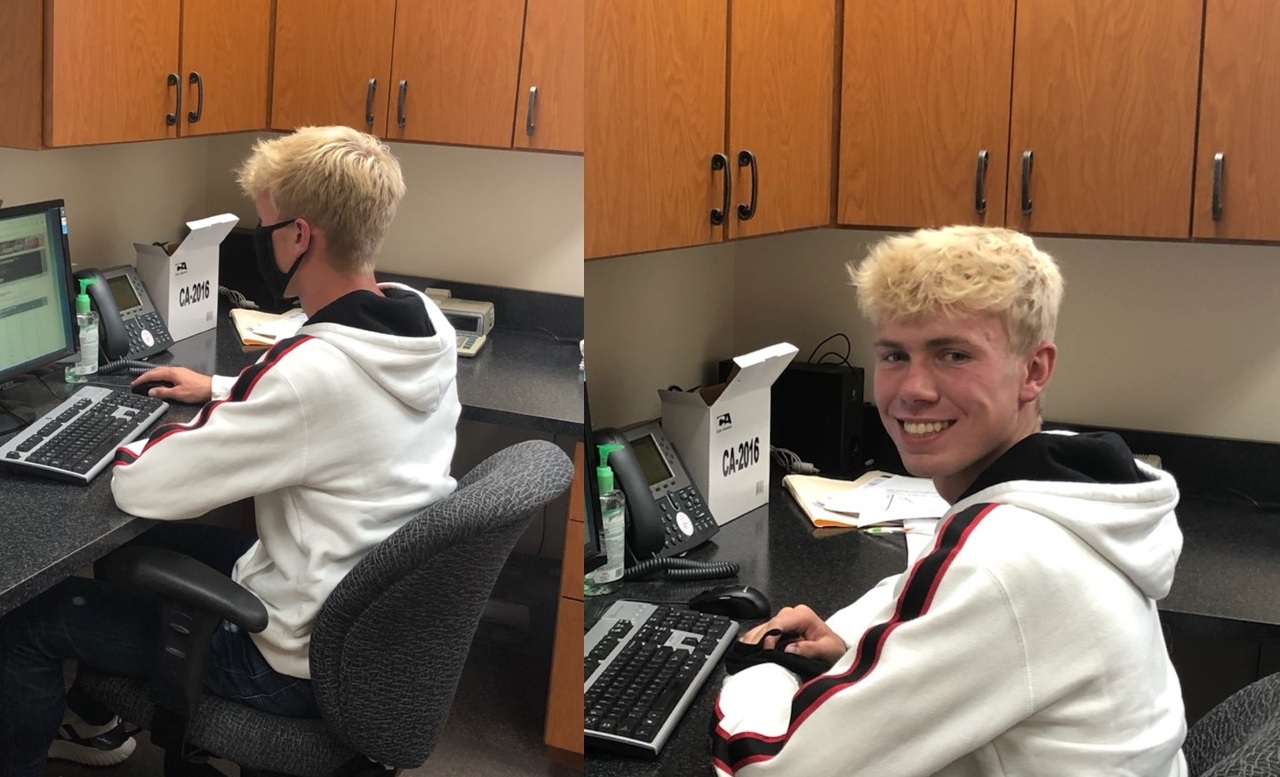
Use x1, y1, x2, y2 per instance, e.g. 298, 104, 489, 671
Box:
101, 546, 269, 633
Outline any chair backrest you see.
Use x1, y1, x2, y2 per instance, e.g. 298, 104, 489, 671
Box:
307, 438, 574, 767
1185, 670, 1280, 777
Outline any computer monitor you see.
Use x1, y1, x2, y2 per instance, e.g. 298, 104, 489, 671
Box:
584, 381, 606, 573
0, 200, 77, 392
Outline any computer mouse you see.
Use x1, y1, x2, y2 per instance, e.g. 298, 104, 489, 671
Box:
131, 380, 174, 396
686, 585, 772, 620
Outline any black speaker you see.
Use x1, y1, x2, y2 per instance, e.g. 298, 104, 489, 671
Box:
719, 360, 866, 477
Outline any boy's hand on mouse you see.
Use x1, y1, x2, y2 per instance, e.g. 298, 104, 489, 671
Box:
132, 366, 212, 404
740, 604, 848, 665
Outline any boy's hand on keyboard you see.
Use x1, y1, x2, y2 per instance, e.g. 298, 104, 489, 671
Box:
739, 604, 848, 665
132, 367, 212, 405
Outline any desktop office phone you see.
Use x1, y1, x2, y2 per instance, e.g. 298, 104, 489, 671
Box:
594, 422, 718, 559
74, 266, 173, 362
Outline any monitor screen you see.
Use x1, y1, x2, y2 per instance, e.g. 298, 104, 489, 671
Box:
583, 382, 606, 574
0, 200, 77, 390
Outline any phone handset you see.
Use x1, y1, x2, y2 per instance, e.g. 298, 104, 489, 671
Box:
594, 424, 738, 581
74, 268, 129, 362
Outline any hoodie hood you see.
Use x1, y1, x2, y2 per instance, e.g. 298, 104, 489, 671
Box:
950, 431, 1182, 600
297, 282, 456, 413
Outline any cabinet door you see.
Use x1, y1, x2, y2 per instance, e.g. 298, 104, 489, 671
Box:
839, 0, 1014, 230
180, 0, 271, 136
271, 0, 396, 136
45, 0, 181, 146
1194, 0, 1280, 241
1007, 0, 1201, 238
727, 0, 835, 239
585, 0, 728, 259
513, 0, 584, 153
387, 0, 526, 147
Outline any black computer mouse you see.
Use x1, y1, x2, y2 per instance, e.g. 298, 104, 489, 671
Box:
686, 585, 772, 620
131, 380, 174, 396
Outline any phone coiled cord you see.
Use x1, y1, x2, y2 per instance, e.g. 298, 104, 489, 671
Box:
99, 359, 156, 376
624, 556, 740, 582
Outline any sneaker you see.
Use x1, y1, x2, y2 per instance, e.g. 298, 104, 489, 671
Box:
47, 709, 137, 767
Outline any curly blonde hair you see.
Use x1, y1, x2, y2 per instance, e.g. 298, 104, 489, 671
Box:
849, 226, 1064, 355
236, 126, 406, 274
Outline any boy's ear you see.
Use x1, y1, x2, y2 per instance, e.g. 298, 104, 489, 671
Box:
1020, 341, 1057, 404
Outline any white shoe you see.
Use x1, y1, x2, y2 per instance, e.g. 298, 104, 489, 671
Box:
47, 709, 137, 767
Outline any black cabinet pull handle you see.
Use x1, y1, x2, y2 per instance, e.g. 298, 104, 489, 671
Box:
365, 78, 377, 127
710, 153, 729, 226
166, 73, 181, 126
737, 150, 758, 221
1020, 150, 1034, 216
187, 71, 204, 124
396, 80, 407, 129
1212, 152, 1224, 222
526, 86, 538, 136
975, 149, 989, 216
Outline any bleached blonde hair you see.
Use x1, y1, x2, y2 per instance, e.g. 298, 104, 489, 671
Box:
848, 226, 1064, 355
236, 126, 406, 274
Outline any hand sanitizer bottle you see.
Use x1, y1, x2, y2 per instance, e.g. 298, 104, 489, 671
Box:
584, 442, 627, 596
65, 278, 99, 384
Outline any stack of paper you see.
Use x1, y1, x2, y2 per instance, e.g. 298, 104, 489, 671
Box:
783, 470, 949, 529
228, 307, 307, 350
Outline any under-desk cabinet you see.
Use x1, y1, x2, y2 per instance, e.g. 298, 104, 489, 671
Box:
0, 0, 270, 148
273, 0, 583, 153
585, 0, 836, 260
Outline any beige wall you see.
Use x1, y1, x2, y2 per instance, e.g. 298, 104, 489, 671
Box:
589, 228, 1280, 443
0, 139, 213, 269
206, 134, 583, 296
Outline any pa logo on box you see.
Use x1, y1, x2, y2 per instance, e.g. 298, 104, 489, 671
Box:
175, 261, 188, 275
716, 412, 733, 433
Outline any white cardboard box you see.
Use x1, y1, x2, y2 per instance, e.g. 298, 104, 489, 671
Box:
134, 213, 238, 342
659, 342, 798, 524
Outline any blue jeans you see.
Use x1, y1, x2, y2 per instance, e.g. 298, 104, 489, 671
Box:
0, 523, 319, 777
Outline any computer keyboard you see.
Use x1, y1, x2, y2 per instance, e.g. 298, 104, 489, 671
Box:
585, 599, 739, 758
0, 386, 167, 484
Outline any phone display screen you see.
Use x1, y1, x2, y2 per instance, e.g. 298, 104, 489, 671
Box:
106, 273, 141, 313
631, 434, 673, 487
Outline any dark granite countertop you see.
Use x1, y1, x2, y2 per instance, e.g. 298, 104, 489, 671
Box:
0, 288, 582, 616
584, 480, 1280, 775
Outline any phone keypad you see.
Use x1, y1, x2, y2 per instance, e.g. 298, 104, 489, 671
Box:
124, 313, 173, 357
657, 487, 716, 552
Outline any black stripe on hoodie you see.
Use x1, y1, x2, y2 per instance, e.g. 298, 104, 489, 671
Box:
710, 502, 997, 774
112, 335, 313, 468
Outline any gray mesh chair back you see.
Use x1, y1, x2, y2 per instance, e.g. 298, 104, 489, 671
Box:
1185, 670, 1280, 777
79, 438, 574, 776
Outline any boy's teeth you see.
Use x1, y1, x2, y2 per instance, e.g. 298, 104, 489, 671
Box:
904, 421, 949, 435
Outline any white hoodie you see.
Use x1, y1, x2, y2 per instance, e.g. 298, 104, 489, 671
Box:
111, 283, 460, 678
712, 431, 1187, 776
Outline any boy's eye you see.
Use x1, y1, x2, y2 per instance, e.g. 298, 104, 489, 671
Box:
877, 351, 906, 363
941, 351, 971, 363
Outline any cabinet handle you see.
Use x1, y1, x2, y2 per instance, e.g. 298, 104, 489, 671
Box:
736, 150, 757, 221
365, 78, 378, 127
1020, 150, 1034, 216
187, 71, 204, 124
1212, 152, 1224, 222
710, 153, 729, 226
525, 86, 538, 137
396, 80, 408, 129
166, 73, 181, 126
974, 149, 989, 216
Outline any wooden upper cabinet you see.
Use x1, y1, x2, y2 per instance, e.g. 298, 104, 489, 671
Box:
178, 0, 271, 136
513, 0, 585, 154
272, 0, 397, 136
386, 0, 526, 148
1194, 0, 1280, 241
585, 0, 728, 259
727, 0, 835, 240
838, 0, 1014, 230
1007, 0, 1202, 238
46, 0, 181, 146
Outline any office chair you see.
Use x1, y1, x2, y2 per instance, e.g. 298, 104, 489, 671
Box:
76, 438, 575, 777
1184, 669, 1280, 777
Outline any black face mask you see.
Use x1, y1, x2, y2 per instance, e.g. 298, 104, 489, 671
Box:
252, 218, 306, 301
